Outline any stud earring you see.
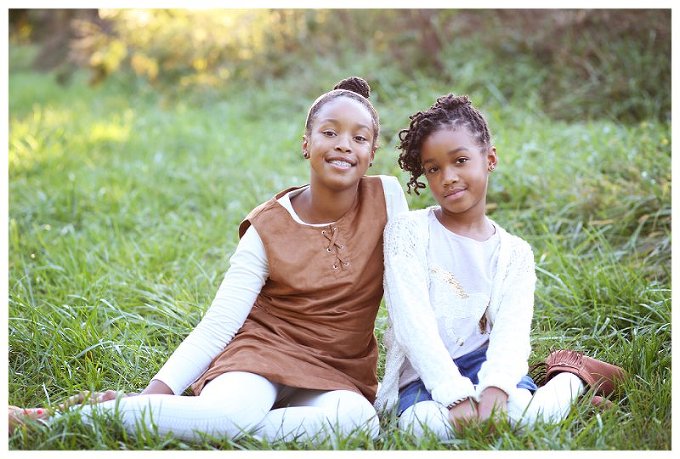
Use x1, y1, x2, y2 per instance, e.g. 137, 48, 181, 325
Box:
369, 162, 373, 167
303, 151, 310, 159
488, 165, 495, 171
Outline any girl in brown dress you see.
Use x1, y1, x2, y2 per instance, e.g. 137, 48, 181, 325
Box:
9, 77, 409, 443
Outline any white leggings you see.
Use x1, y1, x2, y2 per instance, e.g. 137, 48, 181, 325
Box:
69, 371, 379, 443
399, 372, 585, 439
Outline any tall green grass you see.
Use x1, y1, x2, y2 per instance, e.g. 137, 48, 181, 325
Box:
8, 46, 670, 449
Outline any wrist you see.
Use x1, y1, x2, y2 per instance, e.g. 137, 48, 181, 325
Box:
447, 396, 475, 411
480, 386, 508, 401
142, 379, 174, 395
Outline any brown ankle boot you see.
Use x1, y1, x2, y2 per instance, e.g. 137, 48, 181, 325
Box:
543, 349, 626, 397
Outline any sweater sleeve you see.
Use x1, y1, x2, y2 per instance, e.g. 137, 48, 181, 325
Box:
475, 238, 536, 397
383, 212, 476, 407
379, 175, 409, 221
151, 226, 268, 394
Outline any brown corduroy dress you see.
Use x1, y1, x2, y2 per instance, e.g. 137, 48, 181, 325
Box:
191, 176, 387, 403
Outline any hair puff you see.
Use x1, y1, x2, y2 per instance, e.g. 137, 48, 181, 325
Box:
397, 93, 491, 194
304, 76, 380, 149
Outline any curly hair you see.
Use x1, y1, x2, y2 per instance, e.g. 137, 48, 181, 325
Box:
305, 76, 380, 149
397, 94, 491, 194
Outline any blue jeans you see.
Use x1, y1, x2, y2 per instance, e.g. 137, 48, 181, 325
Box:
397, 344, 537, 415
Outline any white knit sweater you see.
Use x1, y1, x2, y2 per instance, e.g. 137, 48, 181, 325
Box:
375, 207, 537, 412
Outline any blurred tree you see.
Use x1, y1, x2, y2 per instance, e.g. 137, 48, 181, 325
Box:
8, 9, 670, 122
9, 9, 109, 83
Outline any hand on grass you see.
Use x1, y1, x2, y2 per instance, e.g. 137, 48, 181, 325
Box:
58, 389, 138, 411
9, 388, 140, 435
56, 379, 169, 414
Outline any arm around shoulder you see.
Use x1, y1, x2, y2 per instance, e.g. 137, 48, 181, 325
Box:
383, 210, 476, 407
378, 175, 409, 221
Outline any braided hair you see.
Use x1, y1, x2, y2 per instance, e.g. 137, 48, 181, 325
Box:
397, 94, 491, 194
305, 76, 380, 149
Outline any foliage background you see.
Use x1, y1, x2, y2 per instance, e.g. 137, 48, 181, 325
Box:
9, 9, 670, 123
7, 8, 672, 450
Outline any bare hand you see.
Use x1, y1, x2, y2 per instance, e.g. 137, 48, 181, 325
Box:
140, 379, 174, 395
448, 398, 479, 433
58, 389, 139, 411
9, 389, 139, 435
476, 386, 508, 424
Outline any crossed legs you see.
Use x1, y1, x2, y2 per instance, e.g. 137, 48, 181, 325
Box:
398, 372, 585, 439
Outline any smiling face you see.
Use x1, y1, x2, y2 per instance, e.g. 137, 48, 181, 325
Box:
302, 96, 376, 192
421, 126, 497, 223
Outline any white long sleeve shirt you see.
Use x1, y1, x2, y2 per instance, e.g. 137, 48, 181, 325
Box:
396, 210, 500, 388
375, 207, 536, 412
153, 175, 408, 394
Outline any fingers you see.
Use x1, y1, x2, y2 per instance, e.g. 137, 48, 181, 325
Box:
96, 390, 140, 401
467, 402, 508, 437
58, 390, 132, 411
451, 414, 478, 434
477, 401, 508, 422
448, 398, 479, 433
9, 389, 134, 435
449, 398, 509, 435
97, 390, 119, 402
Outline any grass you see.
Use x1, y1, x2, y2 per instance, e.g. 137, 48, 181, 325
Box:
7, 45, 671, 450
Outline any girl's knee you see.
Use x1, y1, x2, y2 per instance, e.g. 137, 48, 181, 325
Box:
318, 390, 379, 438
398, 401, 451, 439
341, 392, 378, 425
199, 372, 278, 424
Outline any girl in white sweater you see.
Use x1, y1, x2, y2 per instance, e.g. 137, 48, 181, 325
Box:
375, 94, 625, 439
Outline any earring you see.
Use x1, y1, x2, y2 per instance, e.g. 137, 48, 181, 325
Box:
488, 165, 495, 171
303, 151, 310, 159
369, 162, 373, 167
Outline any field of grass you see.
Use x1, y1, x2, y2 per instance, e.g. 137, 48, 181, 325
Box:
7, 43, 671, 450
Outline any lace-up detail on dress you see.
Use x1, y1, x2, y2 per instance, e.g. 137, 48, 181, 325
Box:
193, 176, 387, 402
322, 226, 350, 270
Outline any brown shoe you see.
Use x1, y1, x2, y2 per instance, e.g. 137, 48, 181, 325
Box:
543, 349, 626, 397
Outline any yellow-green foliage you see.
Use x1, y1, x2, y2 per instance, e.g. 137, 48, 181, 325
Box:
9, 10, 670, 122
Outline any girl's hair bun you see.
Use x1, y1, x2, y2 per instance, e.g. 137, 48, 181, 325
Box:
334, 76, 371, 98
435, 94, 472, 111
